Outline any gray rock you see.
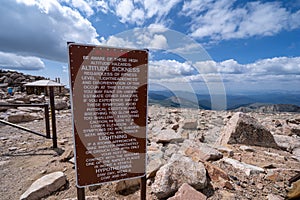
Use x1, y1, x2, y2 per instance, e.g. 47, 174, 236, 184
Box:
273, 134, 300, 151
0, 100, 10, 111
147, 149, 165, 178
216, 112, 279, 149
6, 112, 43, 123
13, 94, 31, 104
203, 126, 222, 144
20, 171, 67, 200
292, 147, 300, 162
115, 178, 140, 193
55, 100, 68, 110
17, 107, 43, 112
154, 129, 183, 143
182, 119, 198, 130
239, 145, 255, 152
183, 141, 223, 161
214, 145, 234, 157
222, 157, 265, 176
151, 154, 207, 199
164, 143, 180, 160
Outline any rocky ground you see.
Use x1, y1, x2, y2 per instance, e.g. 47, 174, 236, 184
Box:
1, 94, 300, 199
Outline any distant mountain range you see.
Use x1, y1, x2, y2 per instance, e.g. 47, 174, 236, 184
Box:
148, 90, 300, 112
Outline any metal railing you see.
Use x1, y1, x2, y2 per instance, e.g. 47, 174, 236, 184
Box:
0, 102, 57, 148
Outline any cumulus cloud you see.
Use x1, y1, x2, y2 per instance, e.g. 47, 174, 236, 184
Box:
149, 60, 195, 79
248, 57, 300, 75
105, 36, 136, 48
105, 0, 180, 25
0, 0, 99, 62
194, 56, 300, 76
181, 0, 300, 41
102, 25, 169, 50
0, 51, 45, 70
149, 56, 300, 90
68, 0, 94, 16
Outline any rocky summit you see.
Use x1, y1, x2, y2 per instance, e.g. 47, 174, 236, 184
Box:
0, 90, 300, 199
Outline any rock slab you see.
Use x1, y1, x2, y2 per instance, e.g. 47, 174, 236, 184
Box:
222, 157, 264, 176
20, 171, 67, 200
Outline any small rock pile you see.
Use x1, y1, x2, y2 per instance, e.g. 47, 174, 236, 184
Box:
0, 69, 45, 88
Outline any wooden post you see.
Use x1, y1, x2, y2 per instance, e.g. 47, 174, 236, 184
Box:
44, 104, 51, 139
141, 175, 146, 200
49, 87, 57, 148
77, 187, 85, 200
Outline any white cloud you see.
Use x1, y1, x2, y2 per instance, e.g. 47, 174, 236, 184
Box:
149, 56, 300, 91
236, 2, 288, 38
116, 0, 134, 23
131, 8, 145, 25
248, 57, 300, 75
0, 51, 45, 70
105, 0, 180, 25
289, 10, 300, 29
102, 25, 169, 50
182, 0, 300, 41
149, 60, 195, 79
69, 0, 94, 16
143, 0, 180, 21
105, 36, 136, 48
194, 57, 300, 76
92, 0, 109, 13
148, 23, 168, 32
149, 34, 168, 49
0, 0, 99, 62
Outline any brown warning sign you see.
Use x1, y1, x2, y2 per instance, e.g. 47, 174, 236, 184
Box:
68, 44, 148, 187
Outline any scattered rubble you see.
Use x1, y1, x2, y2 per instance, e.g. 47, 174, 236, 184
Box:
1, 103, 300, 199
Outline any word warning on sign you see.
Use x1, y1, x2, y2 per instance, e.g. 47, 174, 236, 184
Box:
68, 43, 148, 187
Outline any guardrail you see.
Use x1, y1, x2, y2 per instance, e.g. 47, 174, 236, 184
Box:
0, 102, 57, 148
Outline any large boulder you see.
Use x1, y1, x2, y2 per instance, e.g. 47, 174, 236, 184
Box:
13, 94, 31, 104
54, 100, 68, 110
20, 171, 67, 200
216, 112, 279, 148
151, 154, 207, 199
6, 112, 43, 123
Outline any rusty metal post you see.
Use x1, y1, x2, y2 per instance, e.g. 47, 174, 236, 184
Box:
141, 175, 146, 200
49, 87, 57, 148
44, 104, 51, 139
77, 187, 85, 200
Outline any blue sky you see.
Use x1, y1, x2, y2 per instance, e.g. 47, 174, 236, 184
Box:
0, 0, 300, 95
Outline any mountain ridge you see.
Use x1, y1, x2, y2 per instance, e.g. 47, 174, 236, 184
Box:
148, 90, 300, 112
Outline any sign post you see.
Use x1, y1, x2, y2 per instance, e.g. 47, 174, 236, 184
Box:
68, 44, 148, 198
